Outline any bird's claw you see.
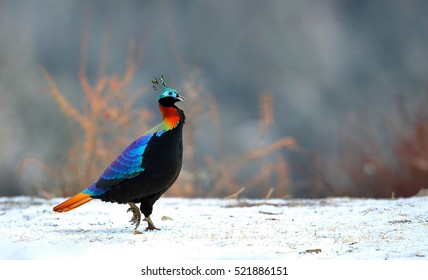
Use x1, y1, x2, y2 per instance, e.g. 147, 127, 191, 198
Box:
129, 213, 140, 228
144, 216, 160, 231
127, 204, 160, 231
127, 203, 141, 229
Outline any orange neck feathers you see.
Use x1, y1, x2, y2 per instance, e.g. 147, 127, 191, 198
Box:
159, 105, 181, 129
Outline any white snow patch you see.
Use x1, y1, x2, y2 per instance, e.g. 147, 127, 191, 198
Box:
0, 196, 427, 260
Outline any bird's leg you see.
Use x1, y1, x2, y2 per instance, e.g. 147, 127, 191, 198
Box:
127, 202, 141, 229
144, 216, 160, 231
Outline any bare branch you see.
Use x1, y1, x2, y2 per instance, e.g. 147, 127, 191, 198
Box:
39, 66, 88, 129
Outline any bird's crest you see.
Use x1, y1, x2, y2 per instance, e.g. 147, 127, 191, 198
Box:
152, 75, 168, 91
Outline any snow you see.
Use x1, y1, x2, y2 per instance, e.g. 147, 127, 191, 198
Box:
0, 196, 427, 260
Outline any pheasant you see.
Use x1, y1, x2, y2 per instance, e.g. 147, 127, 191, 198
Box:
53, 76, 185, 231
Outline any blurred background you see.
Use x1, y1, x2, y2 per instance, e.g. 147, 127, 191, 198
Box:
1, 0, 428, 198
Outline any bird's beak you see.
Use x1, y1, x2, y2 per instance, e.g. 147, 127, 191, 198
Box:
176, 95, 186, 102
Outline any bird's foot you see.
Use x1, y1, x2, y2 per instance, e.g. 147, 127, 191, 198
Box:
144, 216, 160, 231
127, 202, 141, 229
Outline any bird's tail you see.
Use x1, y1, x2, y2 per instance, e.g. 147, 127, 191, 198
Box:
53, 192, 93, 212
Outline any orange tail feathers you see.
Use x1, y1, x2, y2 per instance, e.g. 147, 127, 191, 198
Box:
53, 192, 93, 212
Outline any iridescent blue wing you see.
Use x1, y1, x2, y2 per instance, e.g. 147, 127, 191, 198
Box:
101, 134, 151, 181
83, 133, 153, 196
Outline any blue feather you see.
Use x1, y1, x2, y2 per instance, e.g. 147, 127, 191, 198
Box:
82, 182, 104, 196
81, 134, 152, 197
101, 134, 152, 180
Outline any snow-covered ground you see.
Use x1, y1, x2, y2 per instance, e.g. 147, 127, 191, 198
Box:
0, 196, 427, 260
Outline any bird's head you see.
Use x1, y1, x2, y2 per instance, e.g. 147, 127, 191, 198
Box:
152, 76, 185, 107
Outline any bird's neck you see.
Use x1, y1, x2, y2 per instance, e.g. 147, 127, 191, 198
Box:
159, 105, 182, 129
